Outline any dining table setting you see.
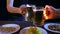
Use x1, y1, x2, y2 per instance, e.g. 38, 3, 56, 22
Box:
0, 4, 60, 34
0, 20, 60, 34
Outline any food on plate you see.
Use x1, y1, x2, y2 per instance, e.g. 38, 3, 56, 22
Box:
24, 26, 42, 34
48, 25, 60, 31
1, 27, 16, 32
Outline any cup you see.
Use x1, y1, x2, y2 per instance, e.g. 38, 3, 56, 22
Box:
25, 4, 35, 22
25, 4, 45, 26
33, 7, 45, 26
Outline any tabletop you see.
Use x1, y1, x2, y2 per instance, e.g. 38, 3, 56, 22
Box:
0, 21, 60, 34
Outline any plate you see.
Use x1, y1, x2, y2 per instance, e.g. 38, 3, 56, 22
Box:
0, 32, 12, 34
20, 27, 47, 34
44, 23, 60, 33
1, 24, 20, 33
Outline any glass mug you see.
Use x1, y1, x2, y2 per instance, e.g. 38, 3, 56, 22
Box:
25, 4, 45, 26
33, 8, 45, 26
25, 4, 35, 22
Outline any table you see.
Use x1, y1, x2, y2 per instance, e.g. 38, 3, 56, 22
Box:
0, 21, 60, 34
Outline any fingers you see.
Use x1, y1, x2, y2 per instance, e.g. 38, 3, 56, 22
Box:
44, 5, 55, 19
19, 5, 27, 15
20, 5, 26, 10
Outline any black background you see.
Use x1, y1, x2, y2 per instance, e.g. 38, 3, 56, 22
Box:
0, 0, 60, 22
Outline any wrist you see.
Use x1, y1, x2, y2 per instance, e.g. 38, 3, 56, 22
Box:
18, 8, 23, 14
53, 9, 60, 19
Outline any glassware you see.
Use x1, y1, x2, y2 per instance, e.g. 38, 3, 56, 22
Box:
25, 4, 45, 26
25, 4, 36, 22
33, 7, 45, 26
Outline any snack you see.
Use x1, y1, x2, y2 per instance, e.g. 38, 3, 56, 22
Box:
2, 27, 16, 32
24, 26, 42, 34
48, 25, 60, 31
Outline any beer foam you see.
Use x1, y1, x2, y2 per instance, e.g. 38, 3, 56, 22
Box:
26, 4, 31, 7
33, 9, 43, 12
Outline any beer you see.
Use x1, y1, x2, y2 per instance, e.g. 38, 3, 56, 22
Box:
35, 11, 43, 23
33, 9, 44, 26
26, 5, 44, 26
26, 4, 34, 22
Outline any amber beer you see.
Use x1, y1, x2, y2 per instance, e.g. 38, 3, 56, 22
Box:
26, 5, 34, 22
34, 9, 44, 26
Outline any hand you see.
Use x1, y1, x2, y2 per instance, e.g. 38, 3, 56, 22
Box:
19, 5, 27, 15
43, 5, 56, 19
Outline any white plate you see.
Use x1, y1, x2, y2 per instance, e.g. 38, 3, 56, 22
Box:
20, 27, 48, 34
1, 24, 20, 33
44, 23, 60, 33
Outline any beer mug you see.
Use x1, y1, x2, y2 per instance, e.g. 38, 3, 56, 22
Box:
25, 4, 45, 26
25, 4, 36, 22
33, 7, 45, 26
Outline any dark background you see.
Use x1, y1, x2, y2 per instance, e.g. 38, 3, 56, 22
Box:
0, 0, 60, 22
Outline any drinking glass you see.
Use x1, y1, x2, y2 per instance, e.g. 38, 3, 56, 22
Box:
25, 4, 36, 22
25, 4, 45, 26
32, 7, 45, 26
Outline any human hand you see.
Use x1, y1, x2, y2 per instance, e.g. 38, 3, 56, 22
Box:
19, 5, 27, 15
43, 5, 56, 20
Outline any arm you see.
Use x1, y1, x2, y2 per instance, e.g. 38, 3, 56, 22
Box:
7, 0, 22, 14
54, 9, 60, 18
44, 5, 60, 20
